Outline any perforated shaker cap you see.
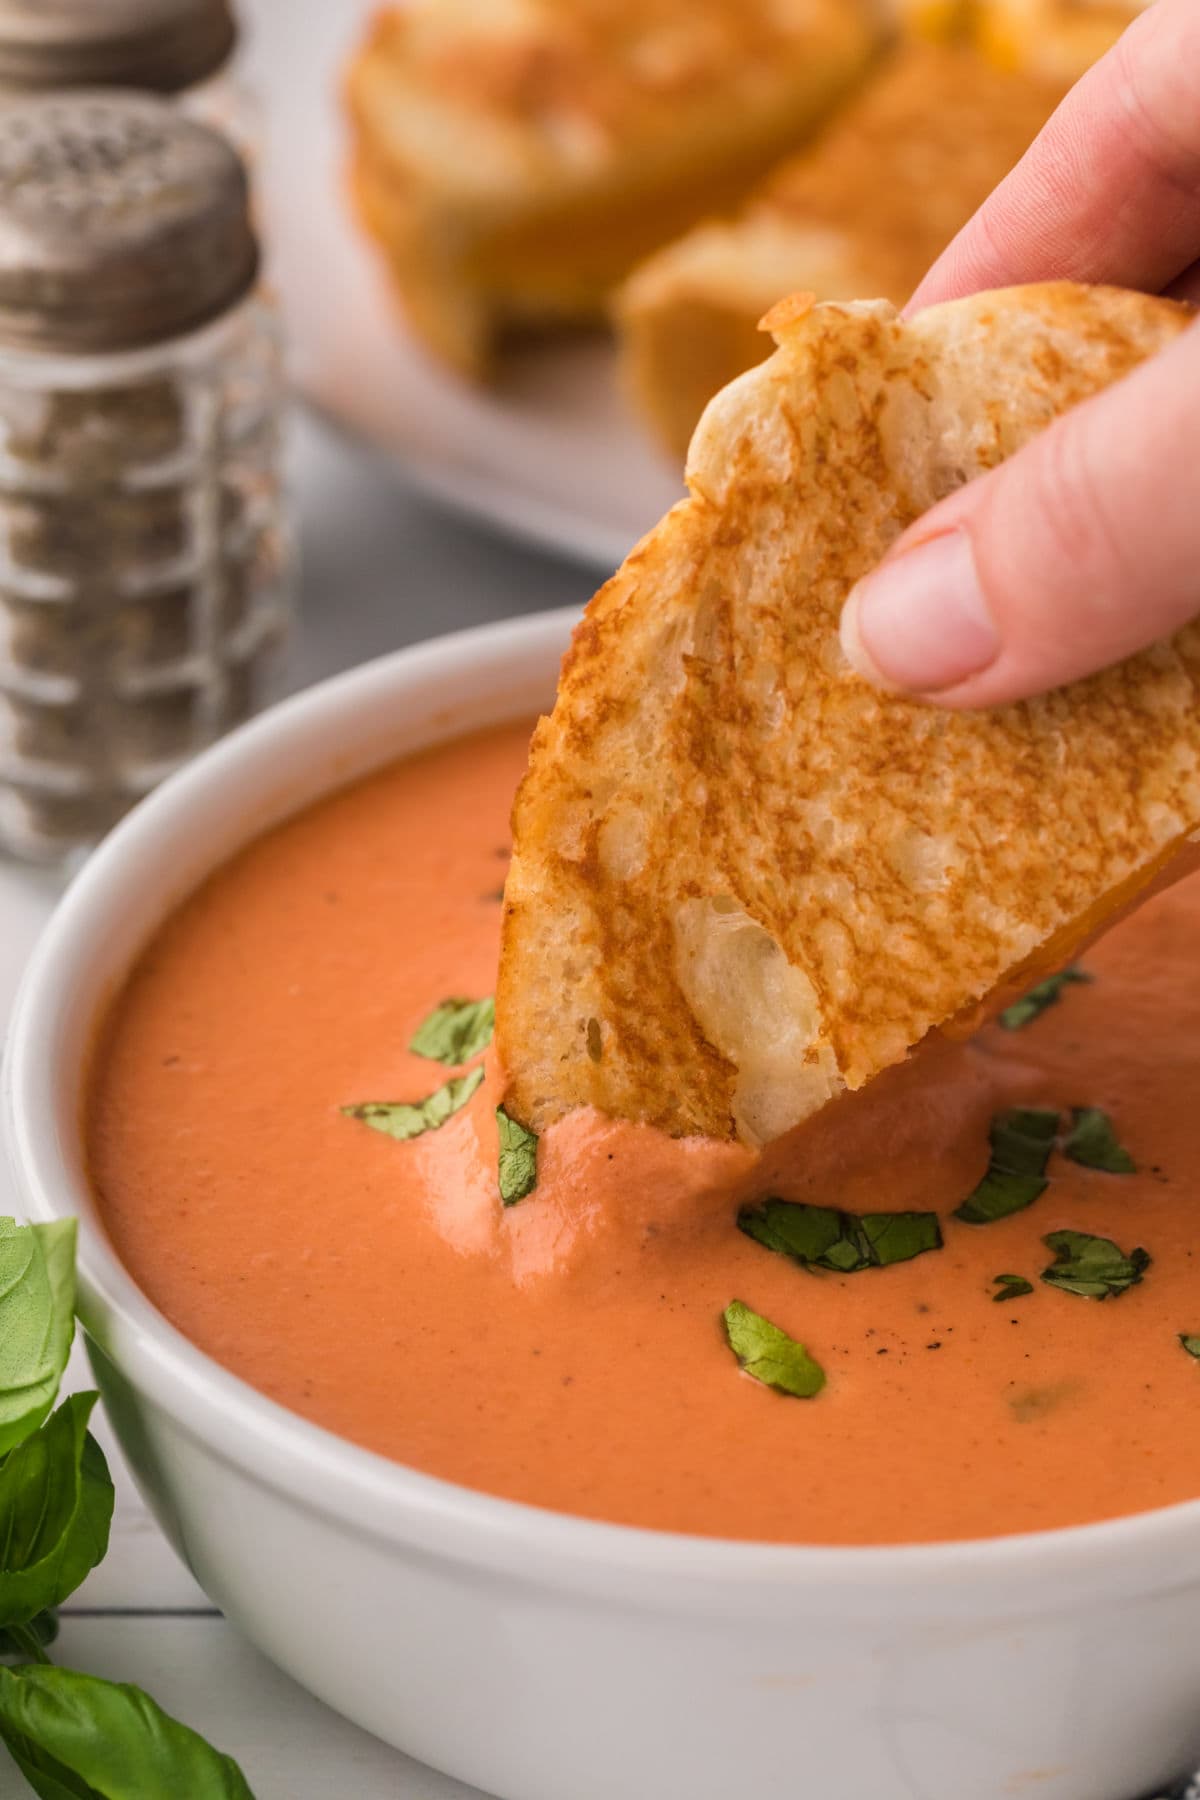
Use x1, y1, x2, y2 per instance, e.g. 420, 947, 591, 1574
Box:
0, 0, 236, 95
0, 91, 259, 354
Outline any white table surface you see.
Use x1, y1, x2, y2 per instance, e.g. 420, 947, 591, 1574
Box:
0, 409, 593, 1800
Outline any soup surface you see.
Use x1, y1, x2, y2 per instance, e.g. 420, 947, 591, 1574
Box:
88, 720, 1200, 1545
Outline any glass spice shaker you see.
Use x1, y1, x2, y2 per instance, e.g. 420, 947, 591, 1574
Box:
0, 1, 253, 159
0, 90, 291, 864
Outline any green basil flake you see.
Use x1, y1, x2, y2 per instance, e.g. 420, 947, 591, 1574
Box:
0, 1394, 114, 1629
954, 1108, 1060, 1225
496, 1108, 538, 1207
991, 1273, 1034, 1303
0, 1219, 76, 1458
1061, 1106, 1136, 1174
738, 1200, 941, 1272
342, 1067, 484, 1142
722, 1301, 825, 1400
1179, 1335, 1200, 1360
0, 1664, 256, 1798
409, 997, 494, 1066
1040, 1229, 1150, 1300
998, 967, 1090, 1031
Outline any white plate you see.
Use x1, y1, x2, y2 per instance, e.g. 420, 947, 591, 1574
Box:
243, 0, 685, 570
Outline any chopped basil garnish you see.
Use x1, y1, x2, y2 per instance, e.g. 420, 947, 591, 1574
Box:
954, 1108, 1059, 1224
409, 996, 494, 1066
1040, 1229, 1150, 1299
991, 1273, 1034, 1303
496, 1107, 538, 1206
1179, 1335, 1200, 1360
739, 1199, 941, 1272
998, 967, 1090, 1031
343, 1067, 484, 1141
722, 1301, 825, 1399
1061, 1107, 1135, 1174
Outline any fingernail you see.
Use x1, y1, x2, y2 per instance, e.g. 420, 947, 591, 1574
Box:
839, 529, 1000, 694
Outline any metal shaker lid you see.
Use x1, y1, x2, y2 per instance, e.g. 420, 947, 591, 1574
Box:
0, 0, 236, 96
0, 91, 258, 353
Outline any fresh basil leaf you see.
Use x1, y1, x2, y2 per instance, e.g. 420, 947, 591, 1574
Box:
991, 1273, 1034, 1303
0, 1220, 76, 1458
0, 1394, 114, 1629
0, 1665, 256, 1798
723, 1301, 825, 1399
1061, 1107, 1136, 1174
1179, 1335, 1200, 1360
739, 1200, 941, 1272
998, 968, 1090, 1031
954, 1108, 1059, 1224
409, 997, 494, 1066
0, 1612, 57, 1661
1040, 1229, 1150, 1300
496, 1108, 538, 1206
342, 1067, 484, 1142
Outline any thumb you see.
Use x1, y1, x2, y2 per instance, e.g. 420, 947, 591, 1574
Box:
838, 317, 1200, 709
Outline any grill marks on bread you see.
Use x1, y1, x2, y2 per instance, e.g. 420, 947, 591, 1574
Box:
498, 285, 1200, 1145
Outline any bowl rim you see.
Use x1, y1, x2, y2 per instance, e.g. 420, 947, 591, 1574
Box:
7, 606, 1200, 1607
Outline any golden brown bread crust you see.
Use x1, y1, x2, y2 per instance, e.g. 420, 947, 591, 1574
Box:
344, 0, 880, 373
618, 43, 1063, 458
497, 284, 1200, 1147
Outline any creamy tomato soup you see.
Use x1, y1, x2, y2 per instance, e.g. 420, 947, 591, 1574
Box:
87, 720, 1200, 1545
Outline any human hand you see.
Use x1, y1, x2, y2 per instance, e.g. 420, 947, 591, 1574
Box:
838, 0, 1200, 708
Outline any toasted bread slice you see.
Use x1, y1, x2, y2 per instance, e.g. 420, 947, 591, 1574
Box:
617, 44, 1061, 459
344, 0, 881, 377
497, 284, 1199, 1147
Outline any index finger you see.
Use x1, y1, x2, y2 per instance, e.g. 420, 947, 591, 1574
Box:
907, 0, 1200, 312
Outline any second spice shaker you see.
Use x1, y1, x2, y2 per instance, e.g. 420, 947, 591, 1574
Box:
0, 91, 291, 864
0, 1, 253, 151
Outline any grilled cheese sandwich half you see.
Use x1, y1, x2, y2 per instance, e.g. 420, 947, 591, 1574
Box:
498, 283, 1199, 1148
346, 0, 882, 377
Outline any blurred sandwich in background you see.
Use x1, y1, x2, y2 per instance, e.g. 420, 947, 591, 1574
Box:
617, 41, 1062, 458
619, 0, 1151, 457
972, 0, 1154, 82
345, 0, 882, 377
894, 0, 1151, 70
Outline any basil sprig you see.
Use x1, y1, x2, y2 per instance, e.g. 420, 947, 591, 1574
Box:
1040, 1230, 1150, 1300
723, 1302, 825, 1399
739, 1200, 941, 1272
0, 1666, 254, 1798
0, 1220, 76, 1458
409, 997, 494, 1066
0, 1394, 112, 1630
954, 1108, 1059, 1224
0, 1217, 256, 1798
0, 1614, 56, 1661
998, 968, 1090, 1031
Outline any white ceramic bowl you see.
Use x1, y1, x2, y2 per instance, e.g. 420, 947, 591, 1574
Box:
6, 611, 1200, 1800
